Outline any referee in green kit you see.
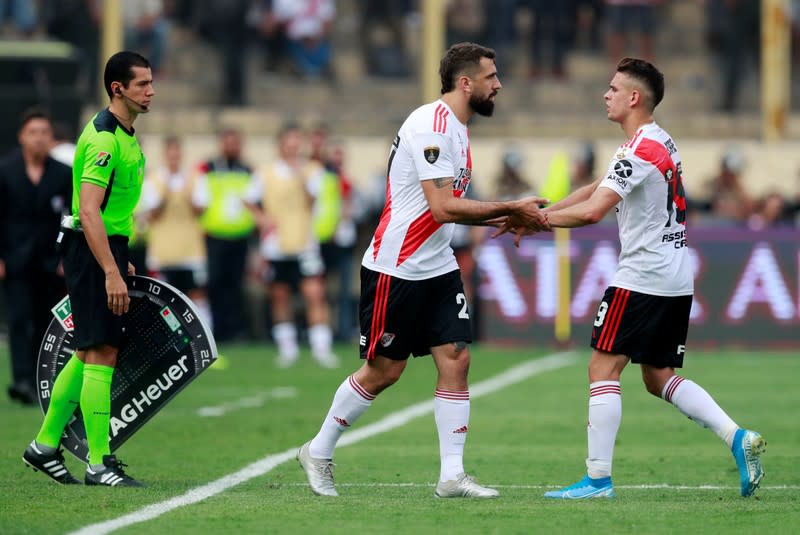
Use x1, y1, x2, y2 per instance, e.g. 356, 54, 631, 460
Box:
23, 51, 154, 487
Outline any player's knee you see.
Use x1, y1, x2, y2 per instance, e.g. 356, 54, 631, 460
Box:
643, 378, 662, 397
641, 372, 668, 397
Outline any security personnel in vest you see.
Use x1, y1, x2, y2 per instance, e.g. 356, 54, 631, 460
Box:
192, 128, 256, 342
244, 123, 338, 368
0, 108, 72, 405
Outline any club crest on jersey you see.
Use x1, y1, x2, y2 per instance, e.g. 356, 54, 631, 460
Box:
95, 151, 112, 167
423, 146, 440, 164
380, 332, 395, 347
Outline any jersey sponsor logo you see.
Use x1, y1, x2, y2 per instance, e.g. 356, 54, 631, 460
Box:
613, 159, 633, 179
606, 174, 628, 189
662, 229, 687, 248
380, 332, 395, 347
664, 138, 677, 155
453, 168, 471, 196
95, 151, 112, 167
423, 146, 440, 164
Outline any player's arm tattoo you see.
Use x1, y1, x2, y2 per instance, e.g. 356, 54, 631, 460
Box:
433, 177, 454, 189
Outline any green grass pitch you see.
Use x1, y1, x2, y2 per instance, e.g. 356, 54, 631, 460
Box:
0, 344, 797, 534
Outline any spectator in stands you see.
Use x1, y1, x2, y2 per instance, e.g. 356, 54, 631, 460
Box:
526, 1, 573, 80
446, 0, 485, 46
193, 128, 257, 342
690, 147, 754, 225
245, 123, 338, 368
193, 0, 250, 105
357, 0, 412, 77
495, 148, 536, 200
309, 123, 331, 166
123, 0, 169, 77
748, 192, 794, 230
572, 0, 604, 53
0, 0, 38, 36
705, 0, 760, 112
483, 0, 517, 76
270, 0, 335, 80
43, 0, 101, 99
140, 136, 211, 327
604, 0, 660, 67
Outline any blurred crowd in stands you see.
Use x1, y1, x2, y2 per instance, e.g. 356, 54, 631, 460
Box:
0, 1, 799, 366
2, 1, 798, 110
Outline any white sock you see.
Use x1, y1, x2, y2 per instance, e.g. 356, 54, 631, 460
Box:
434, 388, 470, 482
308, 323, 333, 356
309, 375, 374, 459
272, 322, 298, 358
662, 376, 739, 448
586, 381, 621, 479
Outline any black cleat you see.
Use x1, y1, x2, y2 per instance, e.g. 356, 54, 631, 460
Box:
85, 455, 144, 487
22, 441, 81, 485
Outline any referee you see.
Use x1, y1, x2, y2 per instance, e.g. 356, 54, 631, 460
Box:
22, 51, 154, 487
0, 109, 72, 405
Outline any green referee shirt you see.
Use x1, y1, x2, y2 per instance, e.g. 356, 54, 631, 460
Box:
72, 108, 145, 238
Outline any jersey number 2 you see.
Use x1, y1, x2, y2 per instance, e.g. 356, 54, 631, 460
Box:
456, 293, 470, 319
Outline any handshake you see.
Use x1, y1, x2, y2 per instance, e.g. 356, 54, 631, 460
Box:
487, 195, 552, 247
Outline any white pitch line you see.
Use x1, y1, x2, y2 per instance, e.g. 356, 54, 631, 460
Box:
278, 482, 800, 491
196, 387, 297, 417
68, 351, 577, 535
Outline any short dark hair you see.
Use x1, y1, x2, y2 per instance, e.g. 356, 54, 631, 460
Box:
439, 42, 496, 94
616, 57, 664, 110
277, 121, 301, 141
20, 107, 51, 130
164, 135, 181, 147
103, 50, 151, 99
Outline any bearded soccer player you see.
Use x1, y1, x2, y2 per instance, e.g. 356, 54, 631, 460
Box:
501, 58, 765, 499
297, 42, 550, 498
22, 51, 154, 487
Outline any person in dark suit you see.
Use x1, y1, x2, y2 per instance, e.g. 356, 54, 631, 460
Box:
0, 108, 72, 405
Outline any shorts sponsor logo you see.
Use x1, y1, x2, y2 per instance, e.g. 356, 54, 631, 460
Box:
359, 335, 366, 346
677, 344, 686, 355
51, 295, 74, 332
423, 146, 440, 164
380, 332, 395, 347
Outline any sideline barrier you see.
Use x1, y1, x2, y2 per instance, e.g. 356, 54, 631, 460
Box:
479, 225, 799, 348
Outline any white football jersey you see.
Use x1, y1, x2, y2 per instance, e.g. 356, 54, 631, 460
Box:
362, 100, 472, 280
599, 122, 693, 296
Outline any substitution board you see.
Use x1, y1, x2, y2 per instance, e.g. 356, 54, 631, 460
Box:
36, 275, 217, 461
